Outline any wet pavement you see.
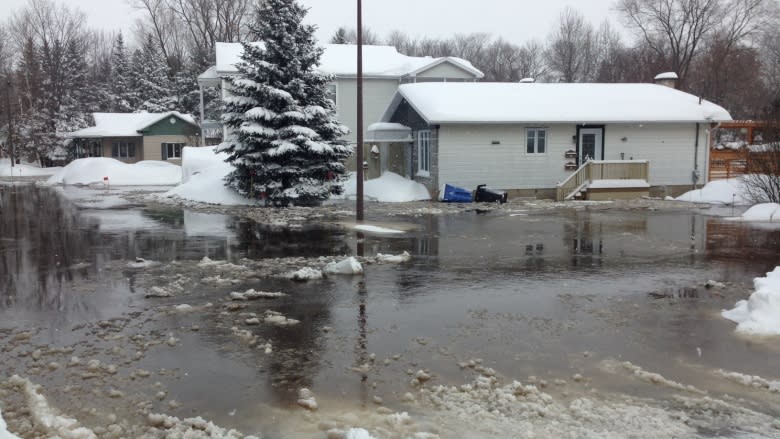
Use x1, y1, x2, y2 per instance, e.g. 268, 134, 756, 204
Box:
1, 184, 780, 438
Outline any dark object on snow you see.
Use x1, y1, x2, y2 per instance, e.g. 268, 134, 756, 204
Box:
440, 184, 473, 203
474, 185, 508, 204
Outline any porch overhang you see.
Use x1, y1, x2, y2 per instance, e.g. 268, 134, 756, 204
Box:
366, 122, 413, 143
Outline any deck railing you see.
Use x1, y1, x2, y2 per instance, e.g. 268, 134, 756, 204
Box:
556, 160, 650, 201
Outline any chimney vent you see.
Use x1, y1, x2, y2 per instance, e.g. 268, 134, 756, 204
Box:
654, 72, 678, 88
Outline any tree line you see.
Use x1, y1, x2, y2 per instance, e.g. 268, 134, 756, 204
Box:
1, 0, 779, 164
333, 0, 779, 121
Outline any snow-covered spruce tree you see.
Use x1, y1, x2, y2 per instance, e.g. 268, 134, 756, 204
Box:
109, 33, 133, 113
219, 0, 352, 206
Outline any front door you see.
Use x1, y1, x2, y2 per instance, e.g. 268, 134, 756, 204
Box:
579, 128, 603, 165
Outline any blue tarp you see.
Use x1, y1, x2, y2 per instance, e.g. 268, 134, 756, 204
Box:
440, 184, 472, 203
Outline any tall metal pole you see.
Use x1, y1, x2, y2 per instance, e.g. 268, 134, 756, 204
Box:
5, 78, 14, 169
355, 0, 365, 222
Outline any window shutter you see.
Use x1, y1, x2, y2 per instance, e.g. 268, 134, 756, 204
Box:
161, 143, 168, 160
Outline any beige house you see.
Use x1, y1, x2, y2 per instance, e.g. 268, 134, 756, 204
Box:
68, 112, 201, 164
197, 43, 484, 177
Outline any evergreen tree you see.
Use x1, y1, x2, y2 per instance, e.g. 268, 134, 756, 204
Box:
109, 33, 133, 112
330, 27, 349, 44
218, 0, 352, 206
59, 38, 91, 159
132, 35, 175, 112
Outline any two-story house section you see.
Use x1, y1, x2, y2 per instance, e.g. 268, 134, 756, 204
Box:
197, 43, 484, 158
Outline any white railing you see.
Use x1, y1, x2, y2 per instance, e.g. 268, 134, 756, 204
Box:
556, 160, 649, 201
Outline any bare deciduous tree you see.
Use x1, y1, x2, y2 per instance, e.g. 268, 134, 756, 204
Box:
546, 7, 595, 82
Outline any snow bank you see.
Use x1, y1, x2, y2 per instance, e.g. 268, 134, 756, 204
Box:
0, 159, 61, 178
346, 429, 377, 439
8, 375, 97, 439
676, 179, 749, 205
722, 267, 780, 336
46, 158, 181, 186
737, 203, 780, 222
337, 172, 431, 203
0, 408, 21, 439
354, 225, 405, 235
163, 147, 255, 206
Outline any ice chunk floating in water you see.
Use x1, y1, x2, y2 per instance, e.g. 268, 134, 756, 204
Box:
0, 408, 21, 439
723, 267, 780, 336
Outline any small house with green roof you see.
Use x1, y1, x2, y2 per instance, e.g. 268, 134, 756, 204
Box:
68, 112, 201, 164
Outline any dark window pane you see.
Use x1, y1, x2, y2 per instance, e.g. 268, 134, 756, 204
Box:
538, 130, 546, 153
112, 142, 118, 157
527, 130, 535, 154
128, 143, 136, 157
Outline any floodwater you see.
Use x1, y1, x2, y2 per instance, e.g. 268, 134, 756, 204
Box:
1, 184, 780, 438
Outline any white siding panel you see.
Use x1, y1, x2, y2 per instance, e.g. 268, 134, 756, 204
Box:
415, 62, 476, 79
603, 123, 708, 186
438, 124, 575, 190
438, 123, 709, 190
336, 78, 400, 143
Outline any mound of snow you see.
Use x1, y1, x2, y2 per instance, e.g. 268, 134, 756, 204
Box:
737, 203, 780, 222
722, 267, 780, 335
46, 158, 181, 186
0, 159, 61, 178
324, 257, 364, 275
0, 408, 21, 439
337, 172, 431, 202
163, 147, 254, 206
675, 179, 749, 205
346, 429, 377, 439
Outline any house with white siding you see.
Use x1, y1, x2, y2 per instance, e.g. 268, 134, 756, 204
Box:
197, 43, 484, 177
372, 76, 733, 200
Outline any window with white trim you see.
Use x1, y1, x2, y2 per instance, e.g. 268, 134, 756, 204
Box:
526, 128, 547, 154
163, 143, 184, 159
112, 141, 136, 158
417, 130, 431, 175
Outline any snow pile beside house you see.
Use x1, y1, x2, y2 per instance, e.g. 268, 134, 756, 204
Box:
675, 178, 749, 204
46, 158, 181, 186
0, 159, 61, 178
162, 147, 255, 206
337, 172, 430, 202
722, 267, 780, 336
737, 203, 780, 222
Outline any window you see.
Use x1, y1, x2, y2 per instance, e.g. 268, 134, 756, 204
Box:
417, 130, 431, 175
112, 141, 136, 158
325, 83, 337, 108
526, 128, 547, 154
163, 143, 184, 159
77, 140, 102, 158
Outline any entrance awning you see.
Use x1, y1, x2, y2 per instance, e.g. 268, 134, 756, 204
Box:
366, 123, 413, 142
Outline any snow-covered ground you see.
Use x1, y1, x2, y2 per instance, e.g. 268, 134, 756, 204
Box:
0, 159, 61, 178
46, 158, 181, 186
735, 203, 780, 222
0, 408, 20, 439
723, 267, 780, 336
161, 147, 256, 206
676, 178, 750, 205
337, 172, 431, 203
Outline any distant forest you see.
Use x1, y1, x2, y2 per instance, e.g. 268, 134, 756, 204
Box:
1, 0, 779, 163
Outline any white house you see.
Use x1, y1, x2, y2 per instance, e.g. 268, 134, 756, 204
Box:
197, 43, 484, 175
372, 78, 733, 199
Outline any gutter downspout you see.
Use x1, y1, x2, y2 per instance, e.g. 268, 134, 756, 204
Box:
199, 84, 205, 146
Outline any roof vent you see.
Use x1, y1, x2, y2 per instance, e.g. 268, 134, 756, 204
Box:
654, 72, 678, 89
519, 78, 535, 83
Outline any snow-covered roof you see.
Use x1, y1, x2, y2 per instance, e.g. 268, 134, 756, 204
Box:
654, 72, 679, 80
214, 42, 484, 79
383, 82, 732, 124
69, 112, 198, 138
367, 122, 413, 142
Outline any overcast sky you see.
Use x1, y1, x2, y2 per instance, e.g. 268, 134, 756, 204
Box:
1, 0, 623, 45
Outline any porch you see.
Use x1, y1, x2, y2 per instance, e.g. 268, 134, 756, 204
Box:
556, 160, 650, 201
365, 123, 414, 180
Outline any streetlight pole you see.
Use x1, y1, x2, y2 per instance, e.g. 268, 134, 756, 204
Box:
355, 0, 365, 222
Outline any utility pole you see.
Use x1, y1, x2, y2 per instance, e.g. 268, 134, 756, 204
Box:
355, 0, 365, 222
5, 77, 14, 169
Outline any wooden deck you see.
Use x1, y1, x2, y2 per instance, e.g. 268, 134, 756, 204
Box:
556, 160, 650, 201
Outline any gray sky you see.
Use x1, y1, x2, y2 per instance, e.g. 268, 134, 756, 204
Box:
1, 0, 623, 45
